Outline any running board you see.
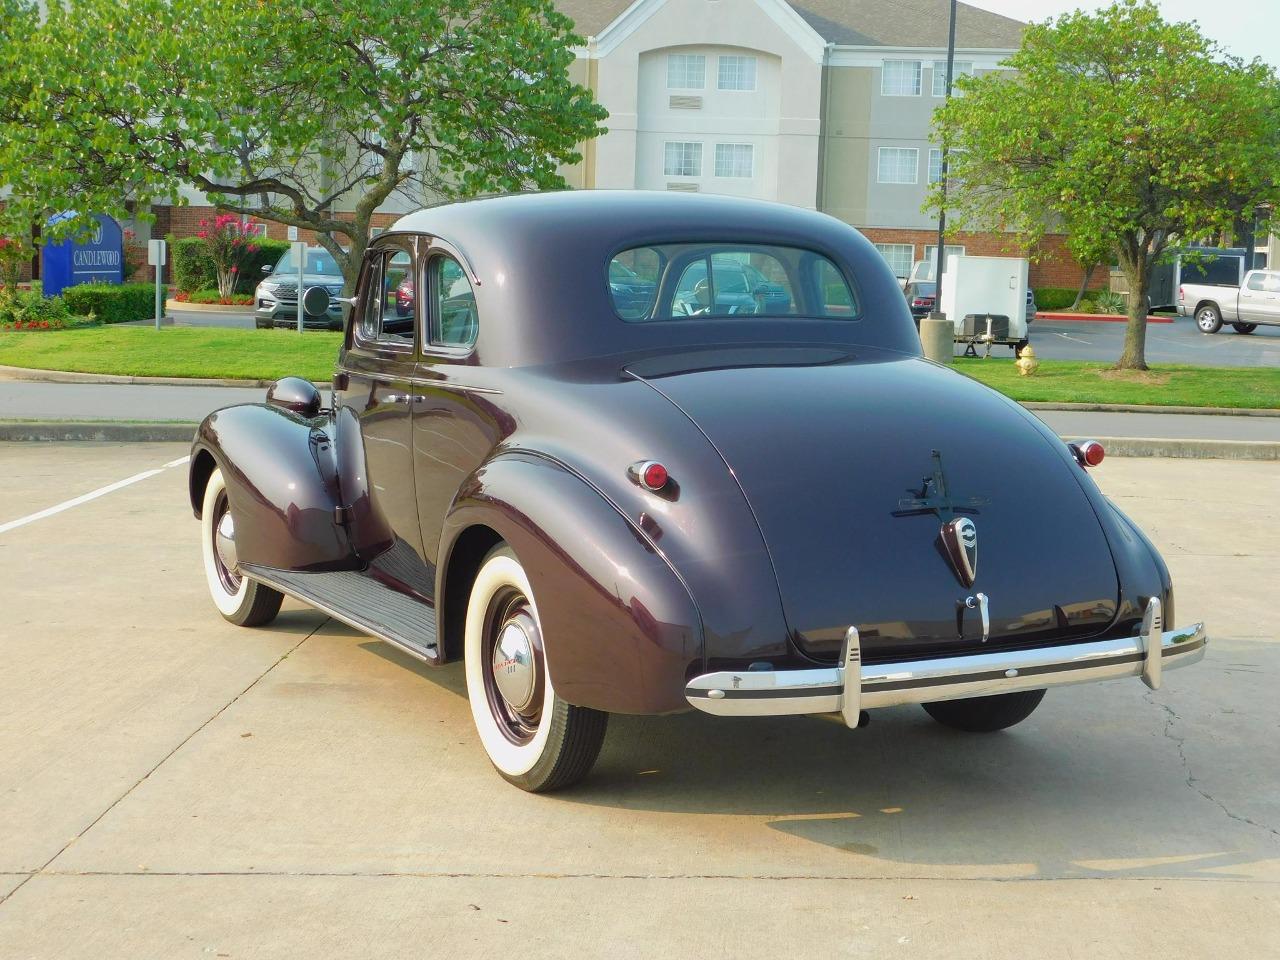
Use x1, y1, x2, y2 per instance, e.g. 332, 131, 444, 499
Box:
240, 563, 439, 664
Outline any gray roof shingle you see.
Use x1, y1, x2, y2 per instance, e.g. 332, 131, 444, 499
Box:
554, 0, 1024, 49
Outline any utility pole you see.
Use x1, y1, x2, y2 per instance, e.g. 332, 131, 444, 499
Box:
919, 0, 959, 364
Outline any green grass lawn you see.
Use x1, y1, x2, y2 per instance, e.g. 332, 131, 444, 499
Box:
0, 326, 340, 381
0, 327, 1277, 409
957, 358, 1280, 409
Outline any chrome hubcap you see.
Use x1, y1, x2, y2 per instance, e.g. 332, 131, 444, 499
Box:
215, 511, 238, 573
492, 620, 536, 712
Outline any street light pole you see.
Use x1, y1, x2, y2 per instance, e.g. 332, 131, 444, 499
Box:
919, 0, 959, 364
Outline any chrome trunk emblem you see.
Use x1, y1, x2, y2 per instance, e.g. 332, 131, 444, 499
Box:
942, 517, 979, 587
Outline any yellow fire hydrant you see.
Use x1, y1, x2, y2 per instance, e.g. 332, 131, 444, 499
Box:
1015, 344, 1040, 377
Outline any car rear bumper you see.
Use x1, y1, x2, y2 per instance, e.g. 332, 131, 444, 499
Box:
686, 599, 1204, 727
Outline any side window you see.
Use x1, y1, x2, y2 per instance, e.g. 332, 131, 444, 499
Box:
357, 247, 414, 345
429, 256, 477, 348
1246, 272, 1265, 291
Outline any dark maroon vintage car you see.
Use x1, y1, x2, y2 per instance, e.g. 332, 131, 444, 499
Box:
189, 191, 1205, 792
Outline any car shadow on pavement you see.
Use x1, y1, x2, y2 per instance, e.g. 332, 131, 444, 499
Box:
360, 633, 1276, 883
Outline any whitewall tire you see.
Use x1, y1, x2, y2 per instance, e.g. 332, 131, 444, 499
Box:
464, 545, 607, 792
200, 467, 283, 627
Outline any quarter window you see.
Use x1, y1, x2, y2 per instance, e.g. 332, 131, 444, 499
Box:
714, 143, 754, 178
881, 60, 922, 96
357, 247, 414, 345
664, 141, 703, 177
429, 256, 477, 348
667, 54, 705, 89
717, 55, 757, 91
877, 147, 919, 184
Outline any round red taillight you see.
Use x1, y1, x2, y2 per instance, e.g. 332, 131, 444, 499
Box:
1079, 440, 1105, 467
641, 461, 668, 490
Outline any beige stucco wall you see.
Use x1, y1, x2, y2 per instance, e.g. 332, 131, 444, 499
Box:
591, 0, 823, 207
817, 66, 873, 224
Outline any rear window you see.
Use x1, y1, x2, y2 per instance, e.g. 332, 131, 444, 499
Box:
608, 243, 859, 322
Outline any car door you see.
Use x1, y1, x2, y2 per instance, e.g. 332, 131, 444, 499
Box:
334, 238, 432, 594
410, 242, 502, 586
1240, 271, 1280, 325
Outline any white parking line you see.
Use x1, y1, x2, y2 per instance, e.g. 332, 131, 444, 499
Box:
0, 455, 190, 535
1053, 331, 1093, 345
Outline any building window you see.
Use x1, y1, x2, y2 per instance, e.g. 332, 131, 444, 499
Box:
875, 243, 914, 280
881, 60, 921, 96
714, 143, 754, 178
928, 148, 944, 184
718, 55, 757, 91
667, 54, 705, 90
932, 60, 973, 97
924, 244, 966, 271
877, 147, 919, 184
664, 141, 703, 178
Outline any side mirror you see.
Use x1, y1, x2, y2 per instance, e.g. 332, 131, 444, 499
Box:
261, 263, 273, 274
266, 377, 321, 418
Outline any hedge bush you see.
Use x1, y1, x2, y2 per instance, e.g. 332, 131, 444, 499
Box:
168, 236, 217, 294
0, 287, 74, 327
1033, 287, 1079, 310
167, 233, 289, 294
62, 282, 157, 324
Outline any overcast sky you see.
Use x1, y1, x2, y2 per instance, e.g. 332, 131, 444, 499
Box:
967, 0, 1278, 69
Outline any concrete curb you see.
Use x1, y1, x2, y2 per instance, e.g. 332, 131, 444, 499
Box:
1021, 402, 1280, 417
0, 421, 197, 442
1061, 436, 1280, 461
0, 365, 327, 389
1035, 312, 1174, 324
4, 421, 1278, 458
165, 299, 255, 314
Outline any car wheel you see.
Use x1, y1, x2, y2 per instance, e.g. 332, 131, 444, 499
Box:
200, 467, 283, 627
464, 545, 607, 792
1195, 304, 1223, 333
1232, 323, 1257, 335
922, 689, 1045, 732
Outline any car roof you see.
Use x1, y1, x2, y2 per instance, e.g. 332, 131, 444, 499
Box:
385, 191, 920, 366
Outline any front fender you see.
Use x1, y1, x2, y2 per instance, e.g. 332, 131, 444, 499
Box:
191, 404, 357, 572
439, 451, 703, 715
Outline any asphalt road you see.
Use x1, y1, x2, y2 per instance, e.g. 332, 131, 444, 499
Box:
0, 444, 1276, 957
1025, 314, 1280, 367
2, 379, 1278, 443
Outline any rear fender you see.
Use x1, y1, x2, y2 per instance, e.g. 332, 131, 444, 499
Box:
190, 404, 357, 572
438, 452, 702, 715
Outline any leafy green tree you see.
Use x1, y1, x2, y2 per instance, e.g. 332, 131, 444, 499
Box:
0, 0, 606, 290
930, 0, 1280, 368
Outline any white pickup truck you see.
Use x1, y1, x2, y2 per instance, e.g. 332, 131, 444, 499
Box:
1179, 268, 1280, 334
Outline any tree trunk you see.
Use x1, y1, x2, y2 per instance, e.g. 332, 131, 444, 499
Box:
1116, 256, 1150, 370
1070, 263, 1097, 310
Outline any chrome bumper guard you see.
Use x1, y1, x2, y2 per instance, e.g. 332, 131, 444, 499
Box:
685, 599, 1205, 728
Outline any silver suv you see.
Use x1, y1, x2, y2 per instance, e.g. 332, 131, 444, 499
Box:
255, 246, 346, 330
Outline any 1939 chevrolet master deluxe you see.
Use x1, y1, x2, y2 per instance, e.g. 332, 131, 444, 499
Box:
189, 192, 1206, 792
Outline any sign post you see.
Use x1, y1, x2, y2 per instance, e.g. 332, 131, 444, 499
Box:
148, 239, 166, 330
292, 240, 307, 333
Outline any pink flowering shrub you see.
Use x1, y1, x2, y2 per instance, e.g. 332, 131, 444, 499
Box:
195, 215, 262, 299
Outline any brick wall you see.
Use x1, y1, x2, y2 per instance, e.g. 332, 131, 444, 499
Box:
860, 227, 1107, 292
158, 205, 400, 245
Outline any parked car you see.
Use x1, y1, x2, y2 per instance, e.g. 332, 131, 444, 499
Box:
1025, 288, 1037, 324
904, 280, 936, 322
189, 192, 1206, 793
1180, 268, 1280, 334
255, 246, 346, 330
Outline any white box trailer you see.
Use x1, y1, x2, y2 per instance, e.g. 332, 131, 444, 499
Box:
938, 254, 1030, 355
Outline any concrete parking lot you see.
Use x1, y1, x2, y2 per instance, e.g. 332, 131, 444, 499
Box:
0, 443, 1276, 958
